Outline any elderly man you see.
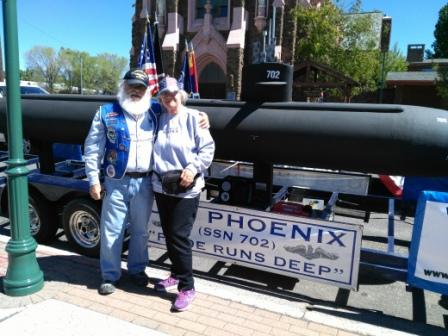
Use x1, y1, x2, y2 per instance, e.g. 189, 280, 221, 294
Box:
84, 69, 207, 295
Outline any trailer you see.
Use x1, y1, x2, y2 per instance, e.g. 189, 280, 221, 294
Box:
2, 82, 446, 289
0, 152, 411, 290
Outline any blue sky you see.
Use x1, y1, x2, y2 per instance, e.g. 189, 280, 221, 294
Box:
360, 0, 447, 54
0, 0, 446, 70
1, 0, 135, 69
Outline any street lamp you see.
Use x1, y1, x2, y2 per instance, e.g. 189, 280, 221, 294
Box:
1, 0, 44, 296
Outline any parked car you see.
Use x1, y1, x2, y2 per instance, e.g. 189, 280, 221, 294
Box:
0, 81, 49, 97
0, 81, 49, 150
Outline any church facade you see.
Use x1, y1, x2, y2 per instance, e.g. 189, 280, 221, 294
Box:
131, 0, 322, 99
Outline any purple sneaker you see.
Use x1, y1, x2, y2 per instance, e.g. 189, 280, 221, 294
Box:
172, 289, 196, 311
154, 276, 179, 292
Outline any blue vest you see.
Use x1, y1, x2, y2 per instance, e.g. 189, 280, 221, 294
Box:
100, 101, 160, 179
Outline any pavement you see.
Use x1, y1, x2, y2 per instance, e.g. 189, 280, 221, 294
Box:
0, 234, 447, 336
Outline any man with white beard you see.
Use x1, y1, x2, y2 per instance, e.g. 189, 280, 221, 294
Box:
84, 69, 208, 295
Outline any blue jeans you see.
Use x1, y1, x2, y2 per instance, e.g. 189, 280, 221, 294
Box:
100, 176, 153, 282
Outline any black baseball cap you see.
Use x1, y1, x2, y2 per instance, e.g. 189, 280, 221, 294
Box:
123, 69, 148, 87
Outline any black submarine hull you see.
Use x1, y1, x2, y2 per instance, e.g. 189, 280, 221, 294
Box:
0, 94, 447, 176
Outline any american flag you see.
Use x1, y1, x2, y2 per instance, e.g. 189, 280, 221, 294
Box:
138, 20, 159, 95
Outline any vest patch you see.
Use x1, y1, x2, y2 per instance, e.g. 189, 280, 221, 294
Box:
106, 164, 116, 177
107, 127, 117, 143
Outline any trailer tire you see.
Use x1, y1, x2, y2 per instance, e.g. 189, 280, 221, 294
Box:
29, 191, 58, 243
62, 198, 101, 257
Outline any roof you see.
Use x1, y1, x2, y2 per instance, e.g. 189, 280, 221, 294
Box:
409, 58, 448, 66
386, 71, 439, 85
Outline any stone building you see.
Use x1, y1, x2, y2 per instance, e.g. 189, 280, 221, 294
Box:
131, 0, 322, 99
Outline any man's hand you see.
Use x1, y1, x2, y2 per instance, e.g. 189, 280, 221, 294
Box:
198, 111, 210, 129
180, 169, 195, 188
89, 184, 102, 200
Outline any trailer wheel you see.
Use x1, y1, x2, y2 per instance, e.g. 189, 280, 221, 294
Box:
62, 198, 101, 257
29, 191, 58, 243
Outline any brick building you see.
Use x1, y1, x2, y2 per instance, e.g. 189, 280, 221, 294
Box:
131, 0, 322, 99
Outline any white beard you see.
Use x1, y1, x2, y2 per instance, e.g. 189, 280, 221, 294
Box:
117, 86, 151, 116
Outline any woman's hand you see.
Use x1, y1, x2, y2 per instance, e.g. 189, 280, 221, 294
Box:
198, 111, 210, 129
180, 168, 195, 188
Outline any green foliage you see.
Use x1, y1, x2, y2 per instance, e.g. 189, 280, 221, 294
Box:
436, 66, 448, 106
432, 4, 448, 58
430, 3, 448, 105
24, 46, 127, 94
294, 1, 343, 65
60, 48, 86, 93
293, 0, 407, 99
25, 46, 62, 93
20, 68, 42, 82
383, 44, 408, 74
93, 53, 128, 94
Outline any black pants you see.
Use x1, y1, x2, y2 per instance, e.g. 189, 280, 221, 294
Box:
155, 192, 200, 291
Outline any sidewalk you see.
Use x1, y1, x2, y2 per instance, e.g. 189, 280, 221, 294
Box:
0, 234, 445, 336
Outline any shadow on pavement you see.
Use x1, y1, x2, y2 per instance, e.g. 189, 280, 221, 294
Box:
34, 254, 174, 304
307, 305, 448, 336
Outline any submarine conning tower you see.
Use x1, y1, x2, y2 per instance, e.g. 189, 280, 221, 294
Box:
237, 63, 294, 207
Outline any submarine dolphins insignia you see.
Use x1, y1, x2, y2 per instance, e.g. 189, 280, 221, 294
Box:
284, 245, 339, 260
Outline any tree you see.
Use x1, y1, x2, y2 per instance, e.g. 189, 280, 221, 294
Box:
294, 1, 343, 66
24, 46, 127, 95
59, 49, 95, 93
436, 65, 448, 107
59, 48, 81, 93
429, 3, 448, 105
93, 53, 127, 94
382, 44, 408, 75
20, 68, 42, 82
25, 46, 62, 92
294, 0, 382, 98
293, 0, 408, 100
432, 3, 448, 58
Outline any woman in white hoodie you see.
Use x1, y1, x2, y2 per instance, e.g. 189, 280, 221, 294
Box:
152, 77, 215, 311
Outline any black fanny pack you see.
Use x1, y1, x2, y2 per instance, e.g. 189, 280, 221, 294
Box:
156, 170, 199, 195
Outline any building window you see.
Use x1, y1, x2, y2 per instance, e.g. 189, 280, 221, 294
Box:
256, 0, 267, 17
156, 0, 166, 24
188, 0, 231, 32
196, 0, 228, 19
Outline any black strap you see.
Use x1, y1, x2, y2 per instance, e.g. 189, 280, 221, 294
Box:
125, 171, 152, 178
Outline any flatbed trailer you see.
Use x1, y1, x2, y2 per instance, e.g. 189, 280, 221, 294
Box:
0, 152, 410, 289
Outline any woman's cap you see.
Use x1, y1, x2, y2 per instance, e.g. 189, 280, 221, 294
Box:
159, 76, 181, 94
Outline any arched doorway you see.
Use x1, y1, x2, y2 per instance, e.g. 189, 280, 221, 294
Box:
199, 62, 226, 99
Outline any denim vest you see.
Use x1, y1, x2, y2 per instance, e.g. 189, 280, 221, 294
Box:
100, 102, 159, 179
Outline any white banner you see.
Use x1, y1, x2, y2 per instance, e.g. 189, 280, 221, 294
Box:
149, 202, 362, 289
414, 201, 448, 285
408, 192, 448, 294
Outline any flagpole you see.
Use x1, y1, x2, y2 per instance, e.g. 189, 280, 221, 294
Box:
153, 11, 165, 81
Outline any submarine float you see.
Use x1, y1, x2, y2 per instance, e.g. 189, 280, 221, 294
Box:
0, 63, 447, 177
0, 94, 447, 176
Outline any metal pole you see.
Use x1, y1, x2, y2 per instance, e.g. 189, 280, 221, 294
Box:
272, 6, 276, 46
80, 56, 83, 94
262, 30, 267, 63
379, 51, 386, 103
2, 0, 44, 296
